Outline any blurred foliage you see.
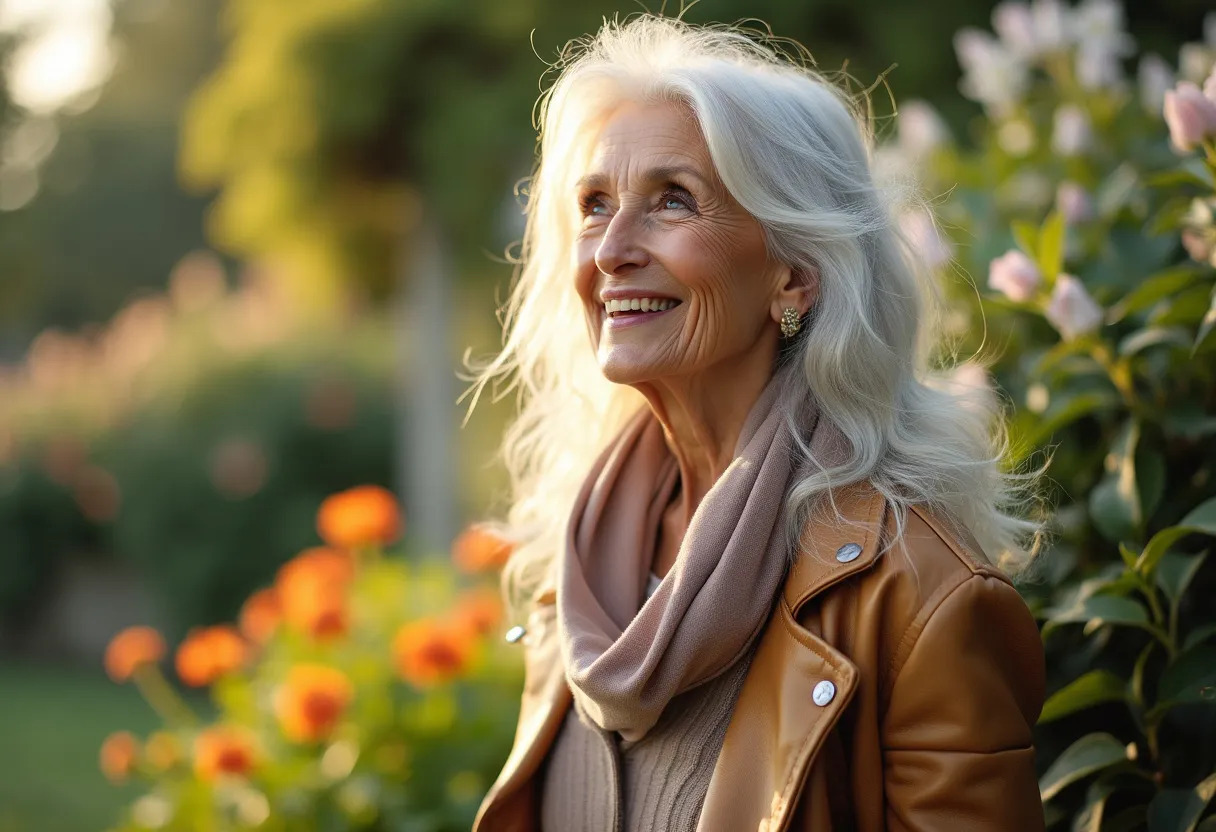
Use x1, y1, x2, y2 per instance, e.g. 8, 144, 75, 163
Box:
98, 498, 522, 832
0, 253, 399, 640
180, 0, 1120, 314
0, 0, 223, 356
891, 3, 1216, 828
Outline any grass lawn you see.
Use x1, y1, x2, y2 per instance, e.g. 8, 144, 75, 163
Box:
0, 658, 195, 832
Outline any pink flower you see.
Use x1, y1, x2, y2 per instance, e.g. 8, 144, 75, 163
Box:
1163, 81, 1216, 153
1052, 105, 1093, 156
988, 250, 1042, 302
992, 3, 1037, 59
1045, 275, 1103, 340
1056, 181, 1094, 225
897, 100, 949, 157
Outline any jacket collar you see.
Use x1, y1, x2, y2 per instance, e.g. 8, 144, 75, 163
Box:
474, 480, 890, 832
782, 479, 889, 614
700, 479, 888, 831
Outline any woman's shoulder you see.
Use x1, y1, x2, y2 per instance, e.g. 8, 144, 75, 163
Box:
791, 481, 1036, 661
792, 481, 1043, 711
795, 479, 1015, 599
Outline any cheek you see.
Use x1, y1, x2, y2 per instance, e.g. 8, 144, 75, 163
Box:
574, 237, 599, 301
661, 224, 758, 304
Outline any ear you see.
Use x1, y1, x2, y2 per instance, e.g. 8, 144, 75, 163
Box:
770, 264, 819, 325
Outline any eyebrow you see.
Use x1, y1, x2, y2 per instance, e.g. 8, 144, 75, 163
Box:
574, 165, 711, 193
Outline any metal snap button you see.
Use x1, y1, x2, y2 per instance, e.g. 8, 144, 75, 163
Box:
505, 625, 527, 644
812, 680, 836, 706
835, 542, 862, 563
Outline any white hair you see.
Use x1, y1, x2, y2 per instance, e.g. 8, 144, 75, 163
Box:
462, 14, 1047, 617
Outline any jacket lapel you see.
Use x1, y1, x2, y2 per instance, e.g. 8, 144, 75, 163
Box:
698, 482, 889, 832
474, 482, 890, 832
472, 588, 571, 832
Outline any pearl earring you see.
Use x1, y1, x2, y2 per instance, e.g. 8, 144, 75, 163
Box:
780, 306, 802, 339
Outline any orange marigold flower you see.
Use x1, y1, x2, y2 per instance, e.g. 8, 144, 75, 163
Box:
193, 725, 258, 782
104, 626, 166, 682
449, 586, 504, 639
316, 485, 402, 549
276, 547, 354, 640
175, 625, 248, 687
100, 730, 139, 784
392, 618, 473, 688
238, 587, 281, 645
145, 731, 181, 771
451, 524, 514, 574
273, 664, 355, 743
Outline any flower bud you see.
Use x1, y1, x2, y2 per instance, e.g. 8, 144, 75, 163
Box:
1163, 81, 1216, 153
1046, 275, 1103, 340
1056, 181, 1094, 225
988, 250, 1043, 302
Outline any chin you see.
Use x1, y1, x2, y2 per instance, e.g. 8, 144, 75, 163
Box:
597, 355, 660, 387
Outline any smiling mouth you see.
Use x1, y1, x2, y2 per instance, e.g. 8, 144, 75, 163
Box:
603, 298, 682, 319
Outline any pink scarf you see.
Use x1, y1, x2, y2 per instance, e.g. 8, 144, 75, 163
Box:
556, 369, 851, 741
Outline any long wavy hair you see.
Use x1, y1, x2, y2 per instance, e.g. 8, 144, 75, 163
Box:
462, 14, 1046, 618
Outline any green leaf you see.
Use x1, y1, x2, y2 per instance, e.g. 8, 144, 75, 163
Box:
1039, 210, 1066, 281
1039, 670, 1128, 724
1073, 779, 1116, 832
1164, 406, 1216, 440
1097, 163, 1142, 219
1146, 773, 1216, 832
1147, 196, 1195, 236
1044, 594, 1150, 638
1156, 551, 1208, 605
1039, 733, 1129, 801
1150, 282, 1216, 327
1090, 477, 1135, 543
1184, 622, 1216, 652
1133, 641, 1157, 706
1118, 326, 1193, 357
1136, 497, 1216, 575
1013, 219, 1040, 259
1119, 542, 1140, 568
1138, 449, 1166, 524
1033, 338, 1100, 376
1023, 390, 1120, 449
1090, 419, 1148, 542
1147, 158, 1216, 190
1107, 268, 1204, 324
1158, 645, 1216, 706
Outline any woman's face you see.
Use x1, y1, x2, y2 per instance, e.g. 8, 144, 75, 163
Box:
572, 100, 794, 387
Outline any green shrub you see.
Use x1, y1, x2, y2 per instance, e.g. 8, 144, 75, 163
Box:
896, 4, 1216, 827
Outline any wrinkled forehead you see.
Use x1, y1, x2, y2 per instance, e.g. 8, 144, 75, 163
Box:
572, 99, 721, 191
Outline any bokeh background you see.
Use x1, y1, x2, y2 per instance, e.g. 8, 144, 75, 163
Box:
2, 1, 1215, 830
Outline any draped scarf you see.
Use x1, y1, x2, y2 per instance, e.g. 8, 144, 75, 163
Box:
556, 369, 851, 741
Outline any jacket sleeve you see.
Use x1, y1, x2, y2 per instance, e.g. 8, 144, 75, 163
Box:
881, 573, 1046, 832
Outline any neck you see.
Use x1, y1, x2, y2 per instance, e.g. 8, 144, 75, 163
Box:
635, 349, 777, 530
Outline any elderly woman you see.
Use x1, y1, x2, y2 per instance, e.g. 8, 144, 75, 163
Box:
467, 14, 1046, 832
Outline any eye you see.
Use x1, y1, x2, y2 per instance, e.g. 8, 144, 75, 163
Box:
660, 186, 695, 212
578, 192, 608, 218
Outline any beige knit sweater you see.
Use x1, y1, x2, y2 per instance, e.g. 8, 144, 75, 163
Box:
537, 574, 759, 831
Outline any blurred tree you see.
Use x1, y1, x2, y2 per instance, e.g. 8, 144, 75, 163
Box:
0, 0, 224, 358
178, 0, 1022, 551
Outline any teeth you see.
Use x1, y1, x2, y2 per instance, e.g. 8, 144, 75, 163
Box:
605, 298, 678, 316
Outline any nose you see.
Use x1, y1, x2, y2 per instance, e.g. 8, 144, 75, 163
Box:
594, 213, 651, 276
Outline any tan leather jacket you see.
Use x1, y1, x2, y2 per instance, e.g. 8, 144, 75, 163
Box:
473, 481, 1047, 831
